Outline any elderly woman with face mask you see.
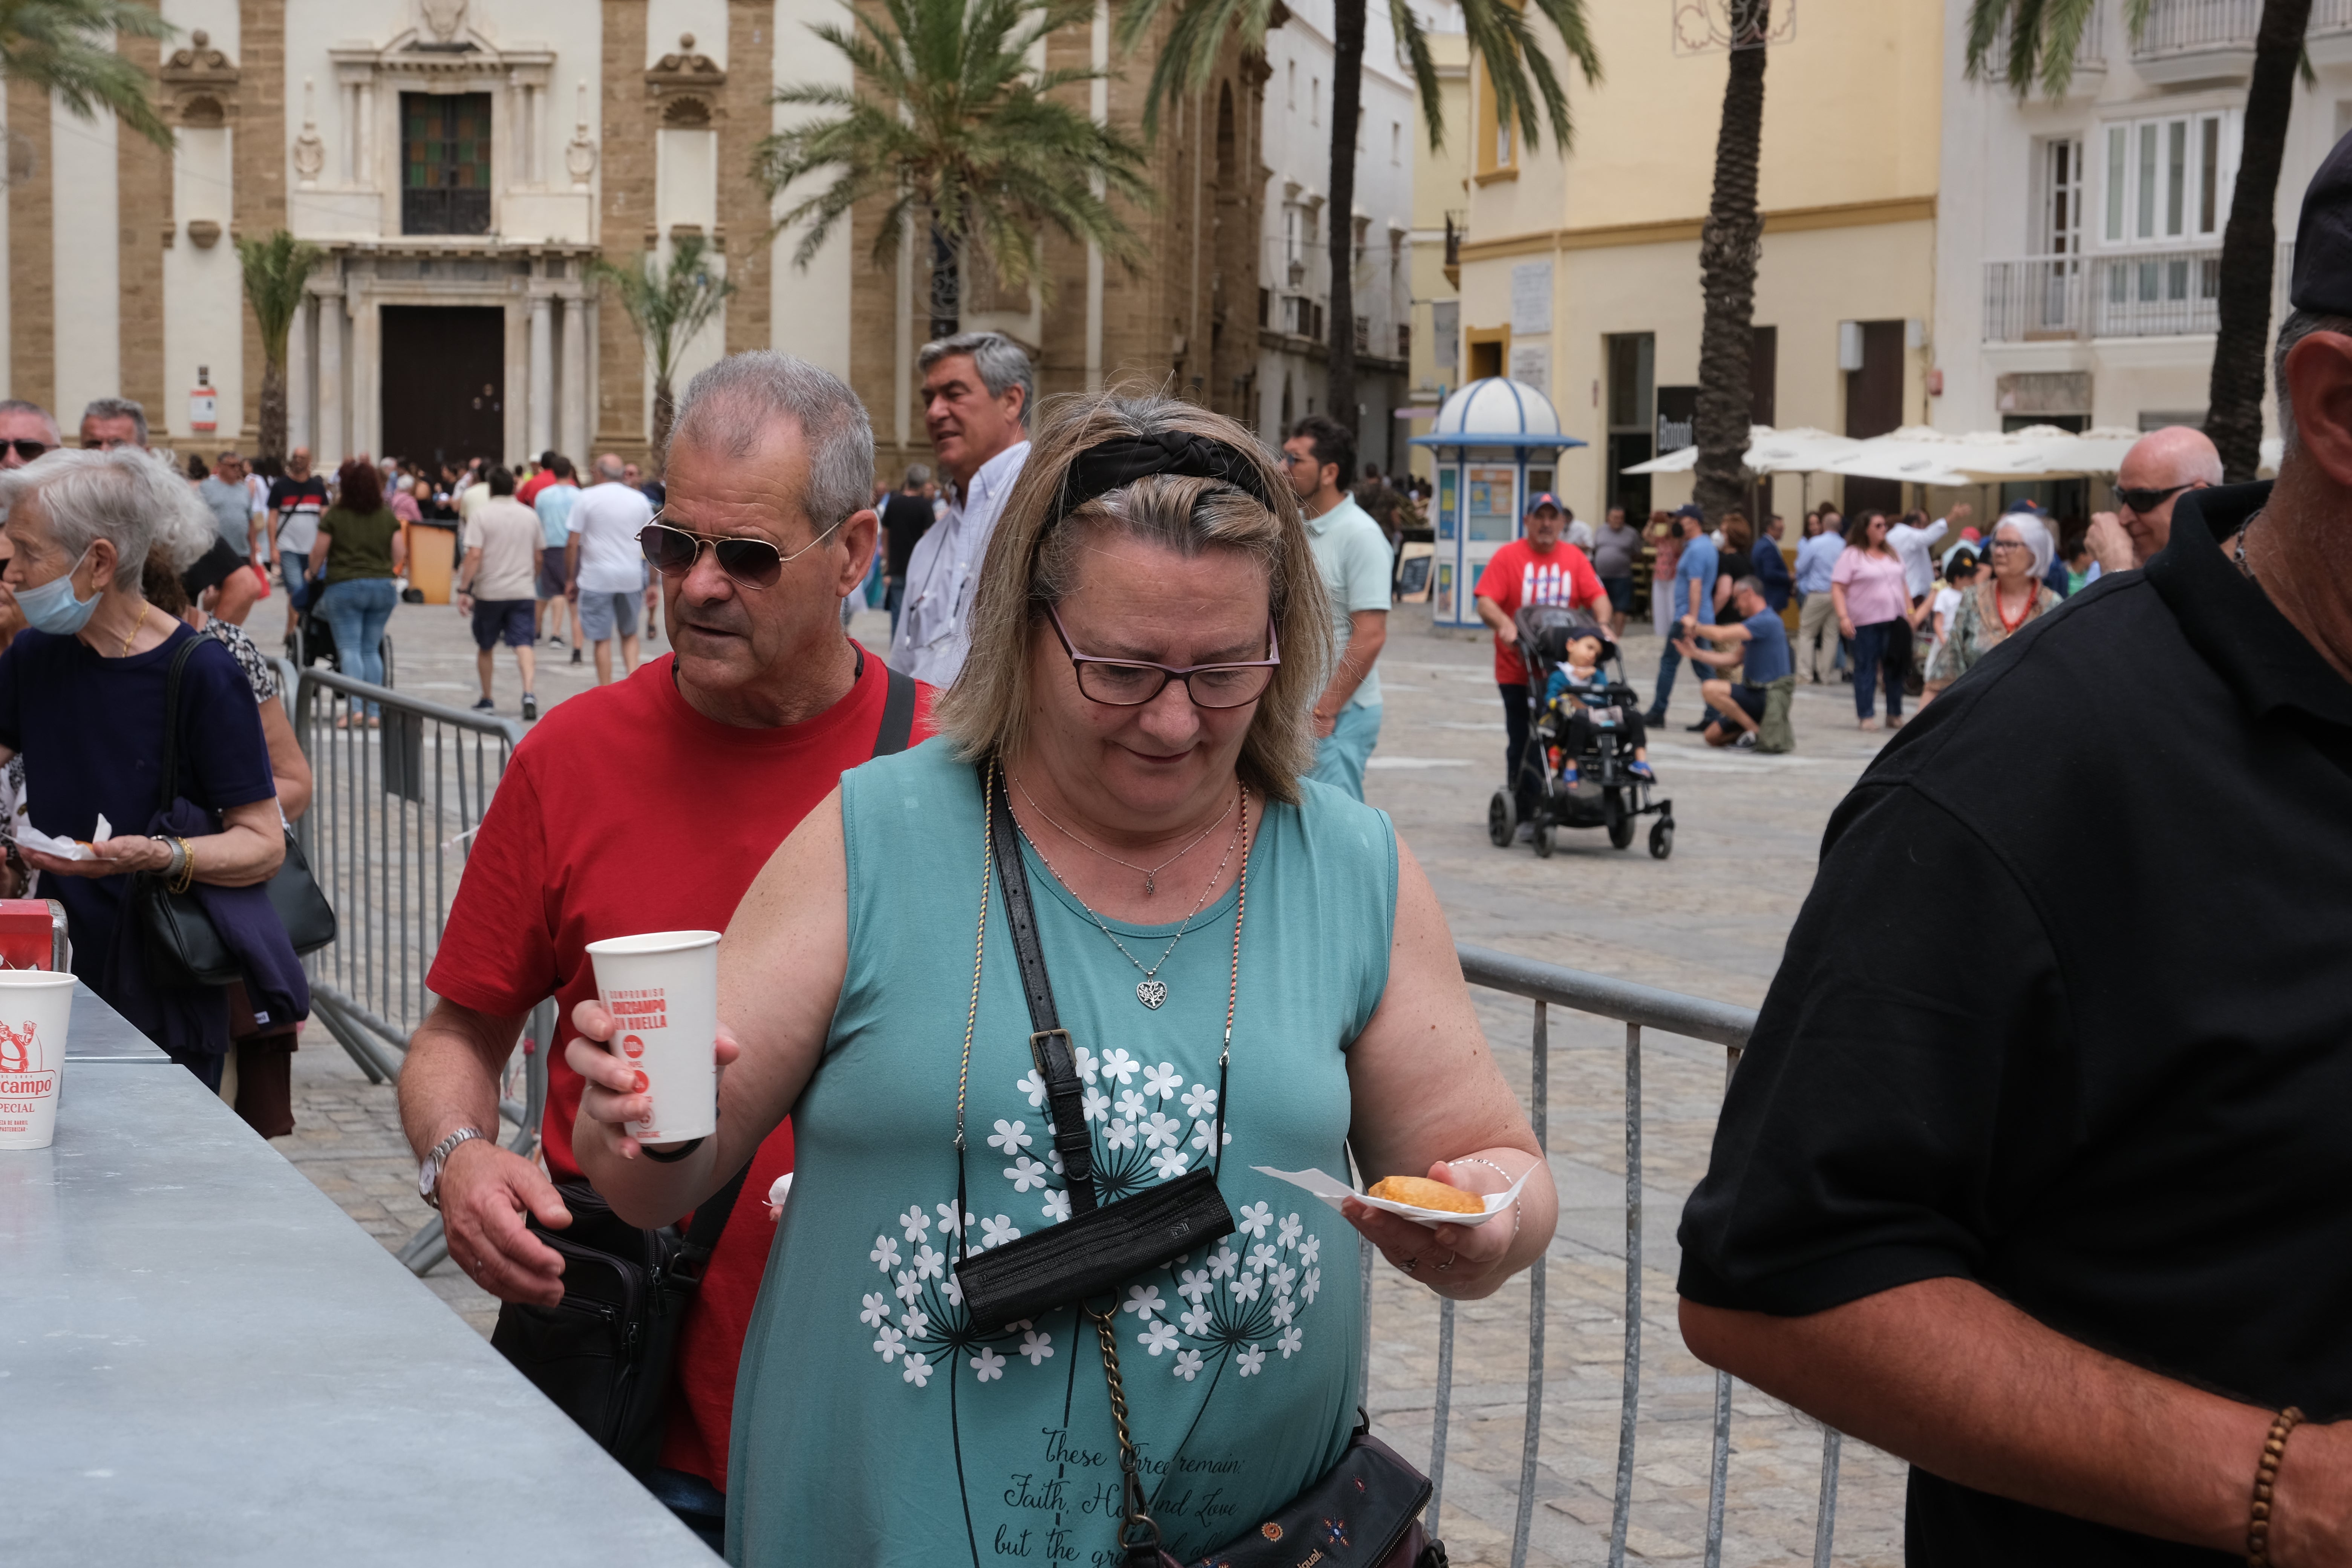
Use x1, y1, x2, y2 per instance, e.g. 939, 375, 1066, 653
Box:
0, 447, 290, 1083
564, 393, 1559, 1565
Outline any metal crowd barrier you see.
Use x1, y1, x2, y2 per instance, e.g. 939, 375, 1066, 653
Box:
284, 663, 553, 1274
1413, 945, 1850, 1568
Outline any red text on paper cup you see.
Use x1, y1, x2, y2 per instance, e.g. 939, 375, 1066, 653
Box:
606, 988, 669, 1031
0, 1070, 54, 1099
620, 1034, 645, 1060
0, 1018, 37, 1074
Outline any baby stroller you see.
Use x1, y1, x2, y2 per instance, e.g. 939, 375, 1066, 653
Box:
1487, 605, 1675, 860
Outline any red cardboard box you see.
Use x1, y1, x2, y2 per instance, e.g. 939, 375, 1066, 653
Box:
0, 900, 68, 971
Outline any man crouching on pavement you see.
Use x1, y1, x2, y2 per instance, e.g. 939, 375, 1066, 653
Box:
397, 352, 928, 1549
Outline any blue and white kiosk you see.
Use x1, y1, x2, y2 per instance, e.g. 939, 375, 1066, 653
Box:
1410, 377, 1585, 629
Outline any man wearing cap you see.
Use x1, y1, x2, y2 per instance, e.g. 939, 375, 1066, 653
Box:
1640, 505, 1718, 728
2084, 426, 2225, 572
1676, 133, 2352, 1560
1475, 493, 1608, 830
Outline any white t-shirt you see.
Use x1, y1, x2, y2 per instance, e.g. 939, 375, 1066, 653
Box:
1931, 585, 1963, 646
569, 480, 656, 594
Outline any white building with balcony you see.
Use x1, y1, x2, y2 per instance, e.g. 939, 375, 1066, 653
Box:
1254, 0, 1416, 470
1934, 0, 2352, 449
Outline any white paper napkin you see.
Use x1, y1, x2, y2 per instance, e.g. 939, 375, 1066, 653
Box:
1252, 1163, 1534, 1230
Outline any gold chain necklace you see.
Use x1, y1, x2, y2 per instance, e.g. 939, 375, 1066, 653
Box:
1012, 786, 1247, 1009
116, 604, 149, 658
1009, 772, 1234, 896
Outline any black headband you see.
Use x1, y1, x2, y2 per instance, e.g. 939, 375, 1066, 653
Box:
1049, 431, 1278, 523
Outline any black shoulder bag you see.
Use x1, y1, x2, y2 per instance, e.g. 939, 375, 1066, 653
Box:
958, 763, 1444, 1568
491, 660, 919, 1476
137, 636, 338, 987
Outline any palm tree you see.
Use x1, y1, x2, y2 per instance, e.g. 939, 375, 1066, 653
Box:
1123, 0, 1598, 436
0, 0, 176, 151
234, 230, 323, 463
1692, 0, 1770, 524
1967, 0, 2315, 481
591, 234, 737, 464
757, 0, 1151, 337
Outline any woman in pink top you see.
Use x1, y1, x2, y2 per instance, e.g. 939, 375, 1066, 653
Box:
1830, 510, 1922, 731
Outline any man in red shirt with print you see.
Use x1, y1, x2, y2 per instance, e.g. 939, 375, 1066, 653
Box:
1474, 493, 1609, 834
398, 352, 930, 1549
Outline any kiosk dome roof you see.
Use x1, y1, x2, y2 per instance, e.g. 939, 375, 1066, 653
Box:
1414, 377, 1583, 449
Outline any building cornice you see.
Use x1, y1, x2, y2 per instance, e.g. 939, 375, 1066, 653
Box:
1456, 194, 1938, 263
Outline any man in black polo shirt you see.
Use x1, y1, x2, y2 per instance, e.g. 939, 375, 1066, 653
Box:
1677, 135, 2352, 1564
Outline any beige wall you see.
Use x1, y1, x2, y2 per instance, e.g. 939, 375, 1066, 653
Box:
1404, 30, 1469, 482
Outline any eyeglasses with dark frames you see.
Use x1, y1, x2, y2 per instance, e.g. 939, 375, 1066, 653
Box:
1047, 604, 1281, 709
2113, 481, 2194, 514
638, 513, 843, 590
2, 440, 48, 463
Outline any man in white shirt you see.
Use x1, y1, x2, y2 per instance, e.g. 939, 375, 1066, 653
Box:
1889, 503, 1963, 602
888, 331, 1032, 685
566, 453, 657, 684
1285, 415, 1393, 800
455, 466, 546, 720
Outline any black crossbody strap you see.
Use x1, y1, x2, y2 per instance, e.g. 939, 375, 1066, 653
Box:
874, 664, 918, 756
985, 767, 1099, 1214
156, 635, 202, 815
682, 1158, 755, 1253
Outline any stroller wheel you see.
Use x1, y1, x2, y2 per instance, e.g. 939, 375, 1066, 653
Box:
1649, 819, 1675, 860
1487, 788, 1517, 848
1604, 789, 1636, 850
1531, 820, 1556, 859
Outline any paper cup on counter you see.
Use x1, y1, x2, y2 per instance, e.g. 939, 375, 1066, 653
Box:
0, 971, 75, 1150
585, 930, 721, 1146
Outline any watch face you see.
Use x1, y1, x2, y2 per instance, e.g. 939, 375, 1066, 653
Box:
419, 1158, 439, 1202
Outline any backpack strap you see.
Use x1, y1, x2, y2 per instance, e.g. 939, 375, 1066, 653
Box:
874, 664, 917, 758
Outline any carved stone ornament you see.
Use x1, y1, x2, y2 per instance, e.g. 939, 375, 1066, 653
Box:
187, 219, 223, 249
420, 0, 469, 42
646, 32, 726, 118
161, 29, 239, 84
565, 79, 597, 188
292, 78, 325, 185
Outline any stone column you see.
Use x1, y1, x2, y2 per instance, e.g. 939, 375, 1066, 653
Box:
350, 288, 380, 461
315, 283, 345, 469
528, 292, 554, 458
559, 289, 588, 459
288, 297, 312, 454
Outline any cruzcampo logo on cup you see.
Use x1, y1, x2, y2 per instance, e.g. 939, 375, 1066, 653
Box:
584, 930, 721, 1146
0, 970, 76, 1151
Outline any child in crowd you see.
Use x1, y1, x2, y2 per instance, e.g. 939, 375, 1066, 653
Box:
1543, 628, 1655, 787
1920, 547, 1978, 707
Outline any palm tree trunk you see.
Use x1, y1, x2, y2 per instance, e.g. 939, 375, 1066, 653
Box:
652, 375, 676, 469
929, 222, 961, 341
259, 358, 288, 464
1325, 0, 1366, 435
1694, 0, 1769, 524
2205, 0, 2312, 482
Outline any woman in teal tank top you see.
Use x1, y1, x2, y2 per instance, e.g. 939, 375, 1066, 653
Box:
568, 394, 1559, 1566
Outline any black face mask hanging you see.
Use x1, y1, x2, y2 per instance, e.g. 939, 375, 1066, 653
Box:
951, 767, 1236, 1331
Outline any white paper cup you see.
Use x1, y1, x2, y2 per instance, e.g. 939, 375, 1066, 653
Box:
584, 930, 721, 1146
0, 971, 75, 1151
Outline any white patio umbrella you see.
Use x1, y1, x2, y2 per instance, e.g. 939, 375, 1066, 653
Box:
1619, 425, 1864, 476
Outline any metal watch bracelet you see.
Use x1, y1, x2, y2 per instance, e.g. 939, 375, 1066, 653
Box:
420, 1126, 486, 1210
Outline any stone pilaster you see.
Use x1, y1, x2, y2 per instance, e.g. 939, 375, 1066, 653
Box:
235, 0, 288, 445
594, 0, 655, 463
8, 78, 54, 413
118, 15, 167, 438
721, 0, 775, 357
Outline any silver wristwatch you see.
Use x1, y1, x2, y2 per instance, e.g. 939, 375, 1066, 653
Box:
418, 1126, 486, 1210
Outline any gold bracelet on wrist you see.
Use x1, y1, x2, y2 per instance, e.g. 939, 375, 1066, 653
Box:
2248, 1405, 2306, 1568
169, 836, 197, 894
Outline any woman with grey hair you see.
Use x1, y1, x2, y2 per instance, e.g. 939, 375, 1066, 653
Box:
0, 447, 290, 1085
1923, 511, 2061, 690
562, 392, 1558, 1563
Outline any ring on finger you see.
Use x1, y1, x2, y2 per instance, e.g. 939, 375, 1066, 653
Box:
1401, 1254, 1421, 1274
1436, 1253, 1456, 1272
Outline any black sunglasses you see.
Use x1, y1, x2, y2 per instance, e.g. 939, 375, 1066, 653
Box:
3, 440, 47, 462
2114, 481, 2193, 514
638, 515, 842, 590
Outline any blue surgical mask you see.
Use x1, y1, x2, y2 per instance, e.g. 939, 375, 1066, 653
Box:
14, 547, 99, 635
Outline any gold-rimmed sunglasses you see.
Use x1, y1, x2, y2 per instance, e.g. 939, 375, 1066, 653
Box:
637, 513, 844, 590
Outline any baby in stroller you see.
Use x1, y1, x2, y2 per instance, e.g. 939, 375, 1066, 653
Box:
1541, 626, 1655, 787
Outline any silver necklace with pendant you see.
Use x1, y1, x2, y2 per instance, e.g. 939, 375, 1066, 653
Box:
1010, 772, 1234, 896
1012, 786, 1248, 1009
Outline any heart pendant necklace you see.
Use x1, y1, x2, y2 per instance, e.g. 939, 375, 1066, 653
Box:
1011, 786, 1249, 1009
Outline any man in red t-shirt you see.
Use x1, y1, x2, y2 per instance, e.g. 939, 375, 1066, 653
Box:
515, 449, 559, 508
399, 353, 929, 1550
1473, 493, 1608, 828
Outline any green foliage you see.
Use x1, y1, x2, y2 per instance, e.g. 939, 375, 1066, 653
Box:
0, 0, 178, 151
234, 229, 324, 364
591, 233, 738, 391
1963, 0, 2150, 100
756, 0, 1152, 295
1118, 0, 1600, 155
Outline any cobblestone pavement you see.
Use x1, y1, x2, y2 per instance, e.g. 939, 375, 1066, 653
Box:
266, 594, 1907, 1563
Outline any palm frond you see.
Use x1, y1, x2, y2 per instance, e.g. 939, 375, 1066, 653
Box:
234, 230, 324, 362
591, 234, 740, 383
1389, 0, 1446, 150
1964, 0, 2137, 101
758, 0, 1152, 303
0, 0, 178, 150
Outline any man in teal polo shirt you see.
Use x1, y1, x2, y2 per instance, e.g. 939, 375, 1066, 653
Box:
1284, 415, 1393, 800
